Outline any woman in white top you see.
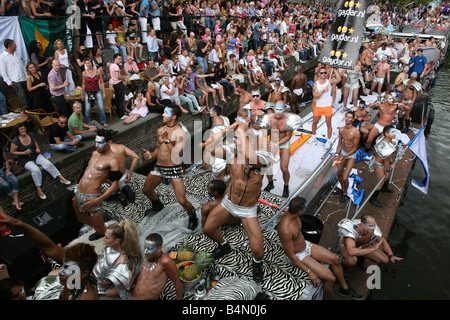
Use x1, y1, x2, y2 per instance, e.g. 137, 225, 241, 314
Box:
54, 39, 75, 91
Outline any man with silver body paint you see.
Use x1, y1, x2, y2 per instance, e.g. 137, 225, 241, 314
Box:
338, 214, 403, 271
255, 100, 302, 197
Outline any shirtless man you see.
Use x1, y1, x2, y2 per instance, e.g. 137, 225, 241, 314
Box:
238, 82, 252, 108
261, 73, 289, 104
142, 105, 198, 230
277, 197, 363, 300
370, 55, 390, 96
334, 111, 361, 203
289, 65, 308, 114
109, 142, 140, 203
365, 93, 402, 150
393, 65, 410, 98
338, 214, 403, 270
359, 41, 375, 83
200, 179, 239, 227
235, 83, 252, 129
310, 66, 341, 149
202, 121, 274, 284
73, 129, 121, 241
258, 100, 301, 198
398, 72, 421, 133
353, 101, 374, 143
201, 106, 230, 180
131, 233, 183, 300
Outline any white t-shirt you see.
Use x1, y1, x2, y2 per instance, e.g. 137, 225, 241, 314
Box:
106, 30, 117, 45
178, 54, 191, 70
160, 84, 173, 100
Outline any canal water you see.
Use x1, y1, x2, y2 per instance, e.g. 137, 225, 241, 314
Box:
369, 59, 450, 300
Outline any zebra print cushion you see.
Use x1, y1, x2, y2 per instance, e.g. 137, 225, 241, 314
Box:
67, 167, 311, 300
204, 276, 261, 300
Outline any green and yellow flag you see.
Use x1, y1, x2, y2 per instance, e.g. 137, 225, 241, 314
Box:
18, 17, 70, 57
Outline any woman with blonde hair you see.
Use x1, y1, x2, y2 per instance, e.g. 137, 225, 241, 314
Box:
54, 39, 76, 91
29, 0, 52, 18
94, 219, 143, 299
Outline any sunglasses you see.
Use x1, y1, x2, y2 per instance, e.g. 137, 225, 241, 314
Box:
59, 121, 67, 124
252, 94, 260, 98
319, 71, 327, 74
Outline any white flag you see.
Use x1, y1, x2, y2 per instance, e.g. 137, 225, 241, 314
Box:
409, 128, 429, 194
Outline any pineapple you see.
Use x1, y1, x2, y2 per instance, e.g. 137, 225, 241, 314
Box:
177, 239, 195, 263
182, 250, 213, 281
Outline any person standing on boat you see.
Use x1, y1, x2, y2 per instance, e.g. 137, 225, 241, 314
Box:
359, 40, 375, 83
369, 55, 390, 97
364, 94, 401, 150
334, 111, 361, 203
277, 196, 363, 300
202, 121, 274, 284
289, 65, 308, 114
398, 72, 422, 133
310, 66, 341, 150
255, 100, 302, 198
368, 125, 399, 207
407, 48, 428, 79
73, 129, 121, 241
142, 105, 198, 231
337, 213, 403, 271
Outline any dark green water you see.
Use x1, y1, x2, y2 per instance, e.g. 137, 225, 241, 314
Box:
369, 60, 450, 300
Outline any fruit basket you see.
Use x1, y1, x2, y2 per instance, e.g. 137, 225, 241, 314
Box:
175, 240, 213, 293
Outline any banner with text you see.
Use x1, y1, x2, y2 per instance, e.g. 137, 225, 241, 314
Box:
319, 0, 372, 69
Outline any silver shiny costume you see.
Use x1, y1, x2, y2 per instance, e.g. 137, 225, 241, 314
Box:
254, 113, 303, 131
337, 218, 382, 246
208, 117, 234, 176
94, 246, 135, 299
374, 136, 398, 159
402, 79, 422, 93
254, 113, 302, 150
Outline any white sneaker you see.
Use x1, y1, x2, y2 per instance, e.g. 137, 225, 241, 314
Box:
191, 110, 199, 115
197, 106, 206, 113
324, 140, 331, 150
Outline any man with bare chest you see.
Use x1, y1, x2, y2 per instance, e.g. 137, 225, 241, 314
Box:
334, 112, 361, 203
353, 101, 374, 143
290, 65, 308, 114
360, 42, 375, 82
338, 214, 403, 270
277, 197, 362, 300
202, 121, 274, 284
393, 65, 410, 98
261, 73, 289, 104
131, 233, 183, 300
108, 143, 140, 204
398, 72, 421, 133
370, 55, 390, 96
73, 129, 121, 241
257, 100, 301, 197
365, 94, 401, 150
142, 105, 198, 230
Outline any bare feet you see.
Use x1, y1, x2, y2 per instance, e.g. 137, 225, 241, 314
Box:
12, 201, 23, 210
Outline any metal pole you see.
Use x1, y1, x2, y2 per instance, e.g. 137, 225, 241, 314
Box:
352, 173, 387, 220
313, 180, 339, 217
